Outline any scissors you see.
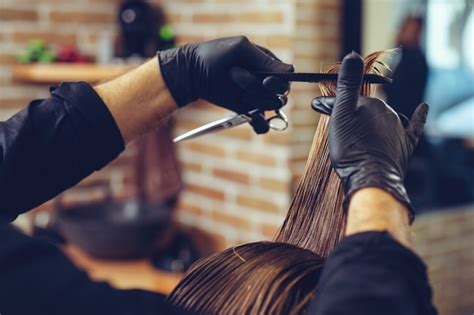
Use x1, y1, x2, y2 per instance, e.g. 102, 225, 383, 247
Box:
173, 72, 391, 143
173, 109, 289, 143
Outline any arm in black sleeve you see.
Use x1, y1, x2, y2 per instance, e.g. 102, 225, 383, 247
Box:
308, 231, 437, 315
0, 82, 125, 222
0, 224, 190, 315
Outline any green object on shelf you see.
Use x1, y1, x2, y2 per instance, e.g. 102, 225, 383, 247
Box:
38, 51, 55, 63
29, 40, 48, 59
159, 25, 175, 41
17, 39, 56, 64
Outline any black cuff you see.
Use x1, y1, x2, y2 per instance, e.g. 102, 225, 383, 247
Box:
343, 164, 415, 224
157, 48, 195, 107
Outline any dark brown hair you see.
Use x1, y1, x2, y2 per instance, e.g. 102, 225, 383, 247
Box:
169, 242, 324, 314
276, 51, 393, 257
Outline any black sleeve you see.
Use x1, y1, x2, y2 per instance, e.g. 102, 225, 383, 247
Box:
0, 224, 190, 315
308, 231, 437, 315
0, 82, 125, 222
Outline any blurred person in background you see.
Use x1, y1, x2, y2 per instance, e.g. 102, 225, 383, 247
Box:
385, 15, 432, 209
386, 15, 428, 118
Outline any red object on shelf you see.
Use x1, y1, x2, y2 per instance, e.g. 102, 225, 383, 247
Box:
57, 45, 93, 63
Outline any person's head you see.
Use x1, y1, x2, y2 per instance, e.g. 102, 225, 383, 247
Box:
168, 241, 325, 314
397, 16, 424, 47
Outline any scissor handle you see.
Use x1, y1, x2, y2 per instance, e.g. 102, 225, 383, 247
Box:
266, 110, 288, 131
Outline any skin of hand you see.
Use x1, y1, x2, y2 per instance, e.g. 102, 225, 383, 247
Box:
94, 58, 177, 143
347, 187, 412, 248
94, 37, 293, 142
312, 52, 429, 224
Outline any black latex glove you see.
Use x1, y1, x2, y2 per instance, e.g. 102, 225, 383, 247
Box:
158, 36, 293, 133
312, 52, 429, 222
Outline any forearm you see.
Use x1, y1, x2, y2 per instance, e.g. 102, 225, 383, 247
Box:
307, 189, 436, 314
0, 58, 178, 221
94, 58, 178, 143
0, 83, 124, 222
345, 188, 412, 248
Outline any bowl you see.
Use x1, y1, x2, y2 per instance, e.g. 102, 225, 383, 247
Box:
56, 201, 171, 259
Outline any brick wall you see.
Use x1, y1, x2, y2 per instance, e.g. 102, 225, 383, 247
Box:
1, 1, 473, 314
159, 0, 342, 246
0, 0, 134, 211
0, 0, 340, 245
412, 205, 474, 315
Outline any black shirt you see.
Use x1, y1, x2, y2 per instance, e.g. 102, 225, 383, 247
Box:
0, 82, 437, 314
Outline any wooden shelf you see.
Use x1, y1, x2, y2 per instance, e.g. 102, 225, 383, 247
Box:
64, 245, 182, 295
12, 63, 133, 84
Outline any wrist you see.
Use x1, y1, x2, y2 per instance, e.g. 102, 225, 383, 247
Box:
157, 47, 196, 107
342, 161, 414, 223
346, 187, 412, 248
94, 58, 178, 143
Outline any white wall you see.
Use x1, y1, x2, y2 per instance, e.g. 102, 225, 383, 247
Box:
362, 0, 398, 55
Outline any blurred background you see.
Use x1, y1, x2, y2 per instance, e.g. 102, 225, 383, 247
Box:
0, 0, 472, 314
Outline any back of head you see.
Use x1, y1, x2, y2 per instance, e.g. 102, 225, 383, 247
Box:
168, 242, 324, 315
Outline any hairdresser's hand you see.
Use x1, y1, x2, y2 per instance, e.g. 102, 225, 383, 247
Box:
315, 52, 429, 222
158, 36, 294, 133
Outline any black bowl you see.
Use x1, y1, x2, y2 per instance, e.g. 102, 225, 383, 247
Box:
56, 201, 171, 260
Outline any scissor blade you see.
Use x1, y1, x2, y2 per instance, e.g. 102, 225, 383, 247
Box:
174, 114, 251, 143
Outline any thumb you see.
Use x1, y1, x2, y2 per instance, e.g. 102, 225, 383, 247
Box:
333, 52, 364, 118
406, 102, 429, 149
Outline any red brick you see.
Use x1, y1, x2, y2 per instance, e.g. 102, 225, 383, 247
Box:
217, 125, 253, 141
187, 184, 225, 201
184, 142, 226, 158
167, 13, 182, 24
0, 98, 35, 109
265, 35, 292, 48
213, 211, 252, 229
0, 53, 17, 65
236, 151, 277, 166
259, 177, 289, 193
236, 195, 279, 213
213, 168, 249, 184
239, 11, 284, 24
192, 13, 235, 24
49, 11, 114, 24
178, 201, 203, 216
0, 8, 38, 21
261, 131, 290, 145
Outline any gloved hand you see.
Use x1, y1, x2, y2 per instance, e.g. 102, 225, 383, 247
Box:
158, 36, 294, 133
312, 52, 429, 222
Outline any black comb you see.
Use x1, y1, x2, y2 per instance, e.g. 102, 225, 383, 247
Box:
256, 72, 392, 84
